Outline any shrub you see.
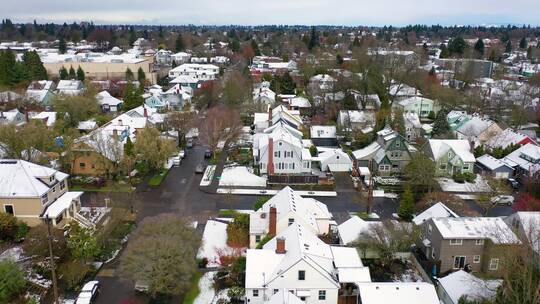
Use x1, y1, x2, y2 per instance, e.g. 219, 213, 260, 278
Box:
197, 258, 208, 268
309, 145, 318, 157
453, 172, 465, 183
463, 172, 476, 183
253, 196, 270, 211
226, 214, 249, 248
0, 213, 19, 242
58, 259, 91, 291
255, 234, 272, 249
0, 260, 26, 302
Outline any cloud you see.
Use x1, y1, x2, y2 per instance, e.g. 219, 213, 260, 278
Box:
3, 0, 540, 25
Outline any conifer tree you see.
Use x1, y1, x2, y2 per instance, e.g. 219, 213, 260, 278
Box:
76, 66, 85, 81
505, 40, 513, 53
59, 66, 68, 80
137, 67, 146, 83
474, 38, 485, 55
58, 36, 67, 54
175, 34, 184, 52
126, 68, 134, 81
398, 187, 415, 221
519, 37, 528, 49
68, 66, 76, 79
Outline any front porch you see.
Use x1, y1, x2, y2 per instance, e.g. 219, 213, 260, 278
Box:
41, 191, 108, 229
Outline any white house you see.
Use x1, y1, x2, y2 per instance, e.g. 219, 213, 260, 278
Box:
437, 270, 501, 304
0, 109, 25, 126
393, 96, 439, 118
56, 80, 84, 96
245, 223, 370, 304
168, 63, 219, 81
356, 282, 440, 304
249, 186, 332, 248
310, 125, 337, 147
412, 202, 459, 226
337, 110, 375, 133
314, 148, 353, 172
29, 111, 57, 127
253, 85, 276, 105
171, 52, 191, 64
96, 91, 123, 112
404, 112, 422, 142
501, 143, 540, 178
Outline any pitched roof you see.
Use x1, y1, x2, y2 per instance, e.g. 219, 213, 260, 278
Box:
438, 270, 501, 304
356, 282, 439, 304
485, 128, 533, 149
412, 202, 459, 226
0, 160, 68, 197
338, 216, 383, 245
477, 154, 513, 171
428, 139, 475, 163
502, 143, 540, 174
431, 217, 520, 244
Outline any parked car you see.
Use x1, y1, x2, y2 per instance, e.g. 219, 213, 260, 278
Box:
179, 150, 186, 159
172, 156, 181, 167
490, 195, 515, 206
204, 149, 212, 159
507, 178, 519, 190
195, 163, 205, 174
75, 281, 100, 304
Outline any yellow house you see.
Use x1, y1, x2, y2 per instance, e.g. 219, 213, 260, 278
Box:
0, 159, 83, 227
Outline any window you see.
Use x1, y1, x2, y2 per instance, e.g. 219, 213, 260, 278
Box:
4, 205, 14, 215
52, 186, 56, 193
440, 164, 447, 170
428, 224, 433, 235
450, 239, 463, 245
379, 164, 390, 171
298, 270, 305, 280
463, 164, 470, 170
292, 163, 295, 170
79, 162, 86, 168
489, 258, 500, 271
395, 141, 400, 147
60, 181, 66, 190
473, 255, 481, 263
476, 239, 484, 245
274, 151, 278, 157
319, 290, 326, 300
41, 194, 48, 204
288, 218, 294, 226
253, 290, 259, 297
255, 235, 261, 242
454, 256, 466, 269
274, 289, 279, 294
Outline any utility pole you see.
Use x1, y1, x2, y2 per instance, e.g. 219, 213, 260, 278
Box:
367, 160, 374, 215
46, 216, 59, 304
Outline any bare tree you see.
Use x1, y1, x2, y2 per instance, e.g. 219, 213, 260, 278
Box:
165, 110, 196, 147
198, 105, 243, 158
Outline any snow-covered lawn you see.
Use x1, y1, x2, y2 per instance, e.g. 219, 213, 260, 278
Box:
219, 166, 267, 187
193, 271, 230, 304
200, 165, 216, 186
197, 220, 244, 267
437, 175, 492, 193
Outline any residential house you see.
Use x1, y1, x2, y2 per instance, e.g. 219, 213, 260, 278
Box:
313, 148, 353, 172
245, 223, 370, 304
249, 186, 332, 248
0, 109, 26, 126
501, 143, 540, 179
144, 94, 167, 112
476, 154, 514, 179
426, 139, 476, 176
310, 125, 337, 147
504, 212, 540, 255
356, 282, 440, 304
352, 128, 415, 176
0, 91, 22, 103
155, 49, 172, 65
0, 159, 82, 227
163, 84, 191, 110
96, 91, 123, 112
171, 52, 192, 64
435, 58, 494, 79
169, 75, 199, 90
267, 290, 304, 304
56, 80, 84, 96
337, 216, 382, 246
389, 83, 422, 102
25, 80, 56, 106
253, 84, 276, 105
308, 74, 336, 95
437, 270, 501, 304
418, 217, 520, 274
349, 90, 380, 110
393, 96, 439, 119
485, 128, 535, 150
271, 105, 303, 130
288, 96, 311, 113
337, 110, 375, 133
454, 115, 502, 148
168, 63, 219, 81
404, 112, 422, 142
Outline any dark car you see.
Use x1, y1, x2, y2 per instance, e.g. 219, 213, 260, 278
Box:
507, 178, 519, 190
204, 149, 212, 159
195, 163, 205, 174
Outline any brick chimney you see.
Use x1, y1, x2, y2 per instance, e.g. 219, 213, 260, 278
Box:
143, 107, 148, 118
268, 138, 274, 175
269, 206, 277, 237
276, 237, 286, 254
268, 105, 273, 123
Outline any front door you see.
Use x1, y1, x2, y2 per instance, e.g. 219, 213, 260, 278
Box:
454, 256, 466, 269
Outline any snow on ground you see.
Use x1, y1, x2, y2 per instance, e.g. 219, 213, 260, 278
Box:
197, 220, 244, 267
437, 175, 492, 193
393, 267, 424, 283
0, 246, 24, 262
219, 166, 267, 187
200, 165, 216, 186
194, 271, 216, 304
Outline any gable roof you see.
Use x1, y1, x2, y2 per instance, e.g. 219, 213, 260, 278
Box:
0, 159, 68, 197
338, 216, 383, 245
502, 143, 540, 174
268, 290, 304, 304
438, 270, 501, 304
504, 212, 540, 254
412, 202, 459, 226
356, 282, 439, 304
485, 128, 533, 149
476, 154, 513, 171
456, 115, 498, 138
428, 139, 475, 163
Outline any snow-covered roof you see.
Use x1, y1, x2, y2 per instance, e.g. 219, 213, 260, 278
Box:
43, 191, 83, 218
310, 125, 337, 139
404, 112, 421, 128
438, 270, 501, 304
502, 143, 540, 174
0, 109, 24, 125
504, 212, 540, 254
169, 75, 198, 84
96, 91, 123, 106
356, 282, 439, 304
485, 128, 532, 149
428, 139, 475, 163
352, 141, 381, 160
431, 217, 520, 244
339, 110, 375, 125
289, 96, 311, 108
29, 111, 57, 127
398, 96, 434, 108
338, 216, 383, 245
456, 115, 498, 138
77, 119, 97, 131
219, 166, 266, 187
0, 160, 68, 198
477, 154, 513, 171
57, 80, 83, 91
412, 202, 459, 226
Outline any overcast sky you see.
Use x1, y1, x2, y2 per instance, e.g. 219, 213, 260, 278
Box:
4, 0, 540, 26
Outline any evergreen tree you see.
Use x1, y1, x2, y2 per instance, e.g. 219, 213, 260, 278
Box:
448, 37, 467, 55
505, 40, 513, 53
58, 36, 67, 54
336, 54, 344, 65
175, 34, 184, 52
308, 26, 319, 50
439, 44, 450, 58
352, 36, 361, 48
125, 68, 134, 81
280, 72, 296, 95
23, 51, 48, 80
76, 66, 85, 81
137, 67, 146, 83
474, 38, 485, 55
398, 186, 415, 221
250, 40, 261, 56
392, 110, 406, 137
0, 50, 18, 86
519, 37, 528, 49
128, 27, 136, 46
59, 66, 68, 80
124, 137, 134, 156
123, 82, 144, 110
68, 66, 76, 79
231, 38, 240, 53
432, 108, 450, 137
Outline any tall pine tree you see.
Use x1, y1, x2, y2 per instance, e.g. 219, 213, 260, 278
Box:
68, 66, 76, 79
474, 39, 485, 56
76, 66, 85, 81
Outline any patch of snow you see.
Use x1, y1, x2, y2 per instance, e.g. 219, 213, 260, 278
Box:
197, 220, 243, 267
194, 271, 216, 304
393, 267, 424, 283
219, 166, 267, 187
0, 246, 24, 262
200, 165, 216, 186
437, 175, 492, 193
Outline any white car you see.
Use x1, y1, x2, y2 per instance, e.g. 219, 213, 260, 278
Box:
172, 156, 181, 166
179, 150, 186, 159
75, 281, 100, 304
490, 195, 514, 206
